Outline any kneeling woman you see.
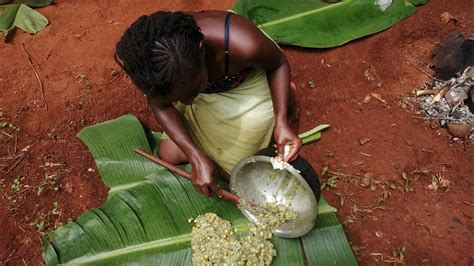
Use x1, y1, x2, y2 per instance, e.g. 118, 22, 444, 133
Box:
115, 11, 301, 196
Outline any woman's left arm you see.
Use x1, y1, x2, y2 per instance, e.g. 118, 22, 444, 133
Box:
231, 15, 302, 161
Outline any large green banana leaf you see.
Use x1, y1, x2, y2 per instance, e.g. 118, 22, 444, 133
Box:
0, 2, 49, 37
42, 115, 357, 265
231, 0, 428, 48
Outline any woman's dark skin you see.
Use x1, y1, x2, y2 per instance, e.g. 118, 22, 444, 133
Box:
149, 11, 302, 196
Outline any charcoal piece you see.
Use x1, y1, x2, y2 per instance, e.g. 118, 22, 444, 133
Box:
468, 87, 474, 112
430, 31, 474, 80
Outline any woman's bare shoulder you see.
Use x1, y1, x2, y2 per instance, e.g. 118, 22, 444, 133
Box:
191, 11, 259, 33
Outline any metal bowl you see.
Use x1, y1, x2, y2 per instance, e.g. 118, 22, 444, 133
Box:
230, 155, 318, 238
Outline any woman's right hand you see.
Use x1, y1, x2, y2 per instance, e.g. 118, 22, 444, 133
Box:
189, 151, 218, 196
150, 100, 218, 196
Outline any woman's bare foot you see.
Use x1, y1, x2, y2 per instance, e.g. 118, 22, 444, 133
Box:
288, 81, 300, 124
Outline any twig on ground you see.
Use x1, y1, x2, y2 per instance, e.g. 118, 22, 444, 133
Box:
54, 210, 63, 229
369, 253, 404, 264
18, 224, 26, 232
0, 154, 22, 161
462, 201, 474, 206
20, 185, 33, 194
414, 220, 434, 234
93, 73, 122, 86
13, 133, 17, 154
6, 154, 26, 174
37, 50, 52, 66
3, 141, 36, 173
73, 91, 92, 99
359, 152, 372, 157
327, 170, 352, 177
420, 68, 436, 80
415, 89, 441, 97
407, 61, 437, 80
0, 246, 12, 261
2, 248, 16, 264
22, 44, 48, 110
430, 86, 449, 104
1, 131, 13, 138
421, 149, 435, 153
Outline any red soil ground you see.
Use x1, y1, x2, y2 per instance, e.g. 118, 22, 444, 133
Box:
1, 1, 473, 265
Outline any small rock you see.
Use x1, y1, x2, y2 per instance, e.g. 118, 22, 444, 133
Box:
64, 182, 73, 194
405, 140, 414, 146
360, 172, 373, 188
401, 172, 408, 180
452, 217, 464, 226
447, 123, 471, 138
363, 94, 371, 103
359, 137, 372, 145
351, 160, 365, 167
440, 12, 456, 24
430, 121, 439, 129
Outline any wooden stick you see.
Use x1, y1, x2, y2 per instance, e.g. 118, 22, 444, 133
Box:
327, 170, 352, 177
415, 89, 441, 97
6, 154, 25, 174
430, 86, 449, 104
22, 44, 48, 110
13, 133, 17, 155
463, 201, 474, 206
407, 61, 437, 80
134, 149, 240, 204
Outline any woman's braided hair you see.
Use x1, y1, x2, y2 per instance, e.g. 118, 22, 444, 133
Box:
116, 11, 204, 97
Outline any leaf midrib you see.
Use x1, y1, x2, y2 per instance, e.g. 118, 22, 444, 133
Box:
66, 234, 191, 265
65, 223, 251, 264
108, 180, 149, 195
258, 1, 349, 28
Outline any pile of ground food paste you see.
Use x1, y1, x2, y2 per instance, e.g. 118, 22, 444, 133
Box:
191, 203, 298, 265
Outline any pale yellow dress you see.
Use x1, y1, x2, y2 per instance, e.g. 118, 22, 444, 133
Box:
162, 69, 274, 173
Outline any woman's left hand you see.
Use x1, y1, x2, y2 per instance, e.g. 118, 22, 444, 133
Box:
273, 122, 302, 162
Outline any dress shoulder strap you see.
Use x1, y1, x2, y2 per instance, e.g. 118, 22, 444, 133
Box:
224, 12, 233, 78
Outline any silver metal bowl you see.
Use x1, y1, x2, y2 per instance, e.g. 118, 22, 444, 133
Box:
230, 156, 318, 238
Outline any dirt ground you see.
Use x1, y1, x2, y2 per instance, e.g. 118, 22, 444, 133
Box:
1, 0, 473, 265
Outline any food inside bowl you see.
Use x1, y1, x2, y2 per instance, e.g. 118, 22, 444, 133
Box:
230, 156, 318, 238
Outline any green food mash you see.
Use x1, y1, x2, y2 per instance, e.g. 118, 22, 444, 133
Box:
191, 203, 298, 265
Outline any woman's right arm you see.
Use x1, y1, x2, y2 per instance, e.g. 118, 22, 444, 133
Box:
150, 99, 217, 196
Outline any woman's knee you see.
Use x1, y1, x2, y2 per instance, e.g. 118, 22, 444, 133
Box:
158, 139, 188, 165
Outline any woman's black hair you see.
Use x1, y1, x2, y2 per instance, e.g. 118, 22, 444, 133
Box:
115, 11, 204, 97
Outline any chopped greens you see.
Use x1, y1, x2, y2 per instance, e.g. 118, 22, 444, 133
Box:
191, 203, 297, 265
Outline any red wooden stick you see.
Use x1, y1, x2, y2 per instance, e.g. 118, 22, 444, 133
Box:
134, 149, 240, 204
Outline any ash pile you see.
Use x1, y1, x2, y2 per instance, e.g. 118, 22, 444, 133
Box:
415, 31, 474, 141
